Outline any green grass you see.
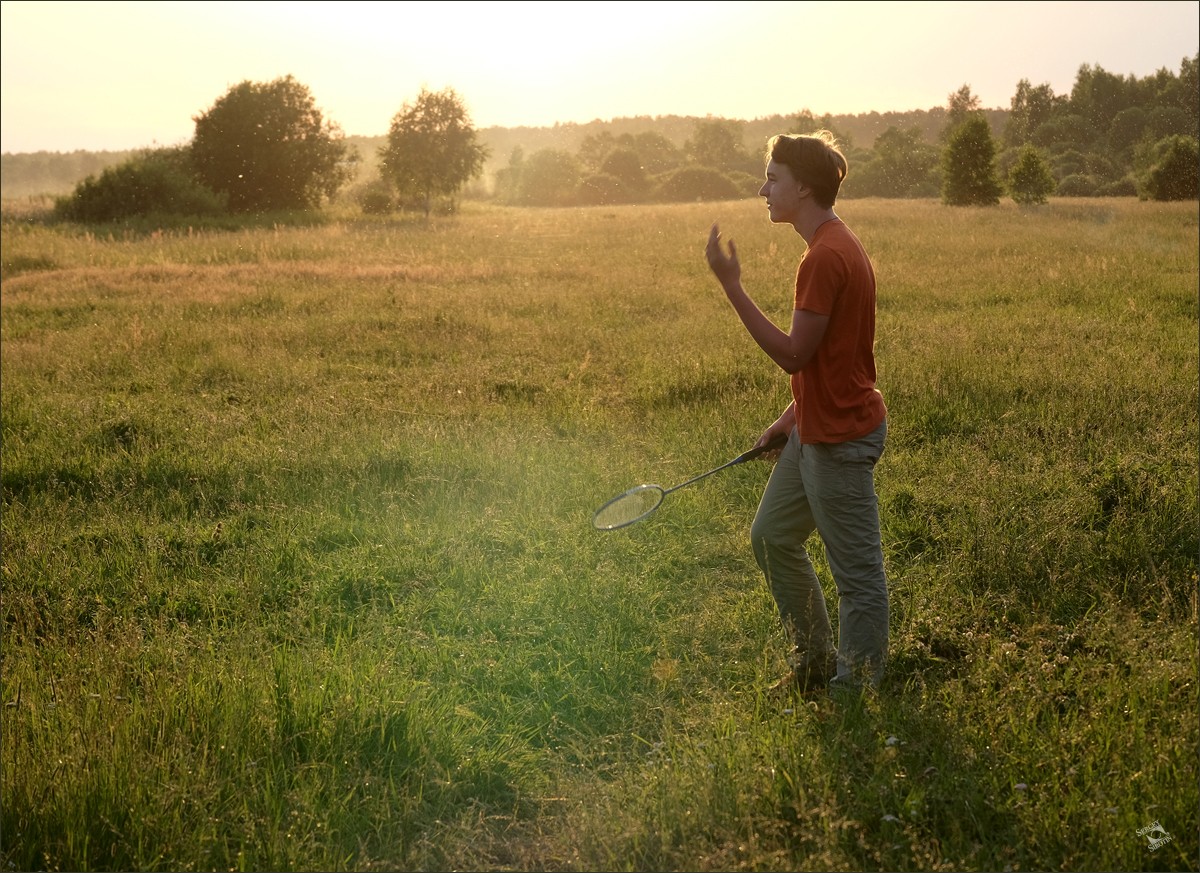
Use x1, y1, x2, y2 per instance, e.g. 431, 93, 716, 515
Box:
2, 197, 1196, 871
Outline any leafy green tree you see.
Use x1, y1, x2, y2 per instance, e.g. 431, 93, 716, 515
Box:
1108, 107, 1148, 156
599, 148, 648, 197
1139, 135, 1199, 201
1174, 53, 1199, 136
191, 75, 354, 212
941, 115, 1003, 206
1145, 105, 1193, 140
379, 87, 488, 217
1003, 79, 1061, 147
792, 110, 855, 152
856, 126, 939, 197
515, 149, 581, 206
54, 146, 225, 222
631, 131, 683, 175
1007, 145, 1055, 205
578, 131, 630, 173
1070, 63, 1134, 131
492, 146, 525, 204
942, 84, 982, 141
685, 119, 750, 174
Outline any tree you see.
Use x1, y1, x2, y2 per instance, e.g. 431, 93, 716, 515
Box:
941, 115, 1003, 206
1007, 145, 1055, 205
514, 149, 581, 206
598, 148, 649, 197
577, 131, 633, 173
630, 131, 683, 175
856, 126, 939, 197
685, 119, 751, 174
1139, 135, 1199, 201
793, 110, 855, 152
1108, 107, 1148, 157
1031, 113, 1097, 151
1070, 63, 1134, 132
492, 146, 524, 204
1175, 53, 1199, 137
191, 75, 354, 212
379, 87, 488, 217
1003, 79, 1061, 148
942, 84, 982, 140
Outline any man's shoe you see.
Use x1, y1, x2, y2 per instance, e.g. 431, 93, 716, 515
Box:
768, 655, 836, 698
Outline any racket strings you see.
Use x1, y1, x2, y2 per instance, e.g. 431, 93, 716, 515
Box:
593, 486, 663, 530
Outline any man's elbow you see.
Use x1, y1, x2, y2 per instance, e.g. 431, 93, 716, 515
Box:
780, 345, 816, 374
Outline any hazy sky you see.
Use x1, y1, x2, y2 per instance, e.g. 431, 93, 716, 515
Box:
2, 0, 1197, 153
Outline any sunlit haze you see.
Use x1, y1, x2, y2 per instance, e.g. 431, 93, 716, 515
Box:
2, 0, 1197, 153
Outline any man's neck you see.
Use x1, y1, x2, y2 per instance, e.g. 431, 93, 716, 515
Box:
795, 207, 839, 244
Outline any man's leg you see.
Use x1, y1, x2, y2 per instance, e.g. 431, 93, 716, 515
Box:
801, 420, 889, 689
750, 428, 837, 683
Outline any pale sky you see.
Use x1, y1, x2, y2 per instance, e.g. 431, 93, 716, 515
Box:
2, 0, 1197, 154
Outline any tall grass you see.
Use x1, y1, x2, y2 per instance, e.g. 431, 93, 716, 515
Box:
2, 198, 1196, 871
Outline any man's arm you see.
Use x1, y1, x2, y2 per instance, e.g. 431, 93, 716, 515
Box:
705, 224, 829, 373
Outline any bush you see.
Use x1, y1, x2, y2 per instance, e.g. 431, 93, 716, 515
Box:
654, 166, 740, 202
1056, 174, 1099, 197
1097, 177, 1138, 197
577, 173, 633, 206
352, 179, 395, 215
513, 149, 581, 207
53, 148, 225, 222
726, 171, 763, 199
1139, 135, 1199, 201
598, 148, 649, 197
1007, 145, 1055, 205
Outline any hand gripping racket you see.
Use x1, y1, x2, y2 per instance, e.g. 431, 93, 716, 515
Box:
592, 432, 788, 531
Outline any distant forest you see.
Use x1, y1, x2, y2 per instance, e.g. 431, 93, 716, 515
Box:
3, 54, 1195, 202
0, 106, 1008, 199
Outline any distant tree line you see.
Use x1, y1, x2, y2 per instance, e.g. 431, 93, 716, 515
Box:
486, 55, 1196, 207
6, 54, 1195, 220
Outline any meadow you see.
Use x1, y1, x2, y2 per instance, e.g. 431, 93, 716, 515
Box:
1, 196, 1196, 872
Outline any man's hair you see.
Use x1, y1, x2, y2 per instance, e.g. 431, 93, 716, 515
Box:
766, 131, 847, 209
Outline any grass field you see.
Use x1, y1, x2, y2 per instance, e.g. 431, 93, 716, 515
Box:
1, 196, 1197, 872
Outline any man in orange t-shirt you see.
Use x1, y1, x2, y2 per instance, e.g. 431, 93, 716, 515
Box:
705, 131, 888, 697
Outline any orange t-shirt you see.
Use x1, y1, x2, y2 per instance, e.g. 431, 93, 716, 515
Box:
791, 218, 887, 443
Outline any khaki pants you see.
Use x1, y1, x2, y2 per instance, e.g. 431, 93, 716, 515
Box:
751, 420, 888, 689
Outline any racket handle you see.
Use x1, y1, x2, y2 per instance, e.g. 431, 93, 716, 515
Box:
737, 431, 788, 462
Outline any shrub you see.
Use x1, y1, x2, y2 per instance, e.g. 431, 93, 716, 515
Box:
513, 149, 581, 207
53, 147, 225, 222
577, 173, 633, 206
598, 148, 649, 197
1007, 145, 1056, 205
1097, 177, 1138, 197
654, 166, 740, 203
1056, 174, 1099, 197
352, 179, 395, 215
1139, 135, 1199, 201
726, 171, 763, 199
